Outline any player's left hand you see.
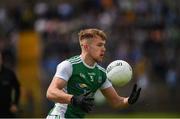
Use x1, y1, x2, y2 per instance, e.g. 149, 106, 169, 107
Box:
128, 84, 141, 105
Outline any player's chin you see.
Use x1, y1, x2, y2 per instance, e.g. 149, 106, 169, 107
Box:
96, 57, 103, 62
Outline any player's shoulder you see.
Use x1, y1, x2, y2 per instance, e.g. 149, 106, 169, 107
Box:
66, 55, 82, 64
96, 64, 106, 73
57, 60, 72, 68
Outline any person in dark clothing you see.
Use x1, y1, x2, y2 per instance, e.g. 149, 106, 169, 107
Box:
0, 51, 20, 117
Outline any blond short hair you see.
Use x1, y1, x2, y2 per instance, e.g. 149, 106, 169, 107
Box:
78, 28, 107, 46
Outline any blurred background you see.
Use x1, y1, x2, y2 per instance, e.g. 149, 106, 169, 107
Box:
0, 0, 180, 118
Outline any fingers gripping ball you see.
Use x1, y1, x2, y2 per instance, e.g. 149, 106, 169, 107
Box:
106, 60, 133, 87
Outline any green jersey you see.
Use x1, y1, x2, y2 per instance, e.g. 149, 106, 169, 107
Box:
48, 55, 112, 118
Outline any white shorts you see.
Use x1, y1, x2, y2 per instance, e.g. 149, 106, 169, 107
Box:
46, 115, 64, 119
47, 103, 67, 119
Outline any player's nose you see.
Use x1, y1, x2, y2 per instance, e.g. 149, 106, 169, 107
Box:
102, 46, 106, 52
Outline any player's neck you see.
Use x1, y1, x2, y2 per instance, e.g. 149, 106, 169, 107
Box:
80, 53, 96, 67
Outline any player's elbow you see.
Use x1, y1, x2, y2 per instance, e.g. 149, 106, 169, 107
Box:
46, 90, 51, 100
46, 88, 54, 100
46, 91, 51, 100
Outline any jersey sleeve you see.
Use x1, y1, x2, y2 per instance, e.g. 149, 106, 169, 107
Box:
100, 78, 112, 89
54, 60, 72, 81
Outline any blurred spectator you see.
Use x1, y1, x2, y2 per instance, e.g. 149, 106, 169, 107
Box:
166, 64, 177, 94
0, 51, 20, 117
57, 2, 73, 20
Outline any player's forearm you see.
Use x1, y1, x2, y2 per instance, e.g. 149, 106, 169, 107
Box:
46, 88, 73, 104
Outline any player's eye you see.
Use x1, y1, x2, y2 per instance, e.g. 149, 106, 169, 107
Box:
97, 43, 105, 48
97, 44, 103, 47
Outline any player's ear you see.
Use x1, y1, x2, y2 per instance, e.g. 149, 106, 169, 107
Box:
84, 44, 89, 50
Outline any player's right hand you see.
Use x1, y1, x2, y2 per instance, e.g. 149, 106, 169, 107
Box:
71, 91, 94, 113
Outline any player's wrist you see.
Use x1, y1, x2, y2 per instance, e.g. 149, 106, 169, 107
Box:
70, 95, 82, 106
124, 97, 130, 107
70, 95, 77, 105
68, 95, 73, 104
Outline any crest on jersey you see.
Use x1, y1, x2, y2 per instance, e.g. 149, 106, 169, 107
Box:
76, 83, 88, 89
79, 83, 88, 88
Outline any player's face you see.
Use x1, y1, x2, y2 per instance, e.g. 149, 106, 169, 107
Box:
88, 36, 106, 62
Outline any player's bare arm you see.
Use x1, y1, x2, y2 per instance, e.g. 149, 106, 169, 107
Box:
46, 77, 73, 104
101, 86, 129, 109
101, 84, 141, 109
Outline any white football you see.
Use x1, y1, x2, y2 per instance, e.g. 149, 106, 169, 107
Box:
106, 60, 133, 87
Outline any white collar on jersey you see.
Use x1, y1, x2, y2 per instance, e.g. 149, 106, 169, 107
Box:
80, 55, 97, 69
